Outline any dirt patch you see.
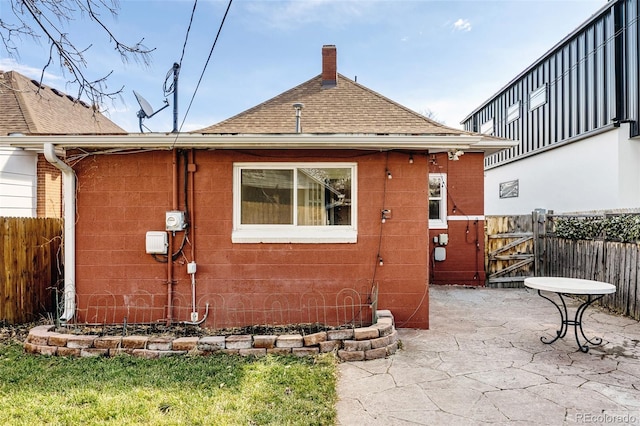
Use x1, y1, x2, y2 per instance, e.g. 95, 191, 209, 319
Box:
56, 322, 353, 338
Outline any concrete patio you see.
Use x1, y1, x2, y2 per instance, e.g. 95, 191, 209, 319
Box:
337, 286, 640, 425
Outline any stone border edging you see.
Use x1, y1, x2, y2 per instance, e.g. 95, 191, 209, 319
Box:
24, 310, 398, 362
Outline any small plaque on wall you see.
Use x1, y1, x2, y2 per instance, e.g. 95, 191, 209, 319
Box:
499, 180, 519, 198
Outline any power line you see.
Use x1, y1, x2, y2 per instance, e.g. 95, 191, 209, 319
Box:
173, 0, 233, 143
179, 0, 199, 68
163, 0, 198, 98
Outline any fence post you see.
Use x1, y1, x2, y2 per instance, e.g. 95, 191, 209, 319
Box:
533, 209, 547, 277
599, 212, 607, 282
532, 210, 539, 276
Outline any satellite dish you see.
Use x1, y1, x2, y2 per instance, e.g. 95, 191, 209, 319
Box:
134, 91, 155, 118
133, 90, 170, 132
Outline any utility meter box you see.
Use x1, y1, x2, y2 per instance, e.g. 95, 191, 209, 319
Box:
166, 211, 186, 231
146, 231, 168, 254
434, 246, 446, 262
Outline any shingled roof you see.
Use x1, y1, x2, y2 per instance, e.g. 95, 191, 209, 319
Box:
0, 70, 126, 136
195, 45, 472, 136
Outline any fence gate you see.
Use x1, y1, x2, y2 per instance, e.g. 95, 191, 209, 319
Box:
485, 212, 546, 287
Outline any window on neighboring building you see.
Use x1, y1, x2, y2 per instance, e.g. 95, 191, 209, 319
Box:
233, 163, 357, 243
480, 118, 494, 135
429, 173, 447, 229
507, 101, 520, 123
529, 84, 547, 110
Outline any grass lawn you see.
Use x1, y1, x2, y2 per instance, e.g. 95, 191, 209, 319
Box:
0, 342, 337, 425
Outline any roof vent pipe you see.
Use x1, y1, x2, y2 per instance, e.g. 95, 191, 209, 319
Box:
43, 143, 76, 323
293, 103, 304, 133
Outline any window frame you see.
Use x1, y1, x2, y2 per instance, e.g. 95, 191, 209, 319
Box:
529, 84, 547, 111
232, 162, 357, 243
429, 173, 447, 229
507, 101, 521, 123
480, 118, 494, 135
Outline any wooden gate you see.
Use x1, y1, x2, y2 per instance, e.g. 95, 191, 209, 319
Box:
485, 212, 544, 287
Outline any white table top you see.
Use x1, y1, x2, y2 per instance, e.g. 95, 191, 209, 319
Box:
524, 277, 616, 295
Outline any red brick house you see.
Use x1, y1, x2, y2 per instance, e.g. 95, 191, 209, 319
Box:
1, 46, 513, 329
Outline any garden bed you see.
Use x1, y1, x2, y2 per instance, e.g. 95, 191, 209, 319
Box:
24, 310, 398, 362
56, 322, 352, 338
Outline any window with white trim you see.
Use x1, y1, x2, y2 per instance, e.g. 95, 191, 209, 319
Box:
480, 118, 494, 135
529, 84, 547, 110
507, 101, 520, 123
233, 163, 357, 243
429, 173, 447, 229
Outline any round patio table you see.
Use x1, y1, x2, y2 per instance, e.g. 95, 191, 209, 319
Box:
524, 277, 616, 353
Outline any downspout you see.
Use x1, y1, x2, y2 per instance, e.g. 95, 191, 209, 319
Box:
43, 143, 75, 322
613, 2, 626, 126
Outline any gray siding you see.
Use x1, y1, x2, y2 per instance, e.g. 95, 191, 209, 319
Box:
464, 0, 640, 169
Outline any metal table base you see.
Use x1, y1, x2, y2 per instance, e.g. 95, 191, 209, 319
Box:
536, 290, 605, 353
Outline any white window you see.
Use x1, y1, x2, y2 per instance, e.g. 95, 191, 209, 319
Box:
529, 84, 547, 110
507, 101, 520, 123
233, 163, 357, 243
429, 173, 447, 229
480, 118, 494, 135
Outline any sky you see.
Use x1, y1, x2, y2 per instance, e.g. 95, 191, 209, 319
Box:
0, 0, 609, 133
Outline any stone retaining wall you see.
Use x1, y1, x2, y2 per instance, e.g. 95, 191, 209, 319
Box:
23, 310, 398, 362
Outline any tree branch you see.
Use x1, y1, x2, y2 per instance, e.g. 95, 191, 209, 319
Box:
1, 0, 155, 108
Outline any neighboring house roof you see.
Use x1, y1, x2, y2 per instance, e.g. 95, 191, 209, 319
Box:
196, 71, 471, 136
0, 70, 126, 135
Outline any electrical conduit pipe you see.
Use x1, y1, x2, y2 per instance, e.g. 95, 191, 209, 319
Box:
188, 150, 197, 319
43, 143, 76, 322
185, 149, 209, 324
166, 149, 179, 326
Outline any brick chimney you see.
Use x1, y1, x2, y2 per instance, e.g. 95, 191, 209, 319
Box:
322, 45, 337, 88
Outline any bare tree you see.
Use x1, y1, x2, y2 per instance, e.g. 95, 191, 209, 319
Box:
420, 108, 446, 125
1, 0, 154, 107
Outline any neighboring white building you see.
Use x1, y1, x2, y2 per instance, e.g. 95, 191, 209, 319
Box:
481, 123, 640, 215
0, 147, 37, 217
463, 0, 640, 215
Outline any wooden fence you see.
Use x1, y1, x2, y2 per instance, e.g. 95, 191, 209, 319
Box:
1, 217, 63, 324
485, 215, 535, 287
545, 237, 639, 319
486, 212, 640, 320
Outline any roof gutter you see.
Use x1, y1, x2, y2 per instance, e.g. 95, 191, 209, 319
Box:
1, 133, 516, 155
43, 143, 76, 323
